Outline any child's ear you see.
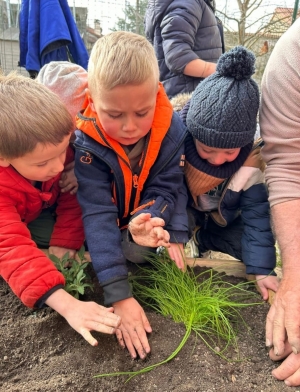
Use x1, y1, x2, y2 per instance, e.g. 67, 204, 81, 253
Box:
86, 88, 96, 113
0, 157, 10, 167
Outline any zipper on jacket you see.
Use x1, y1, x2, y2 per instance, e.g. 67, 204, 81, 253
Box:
129, 133, 150, 213
204, 213, 209, 230
133, 174, 138, 188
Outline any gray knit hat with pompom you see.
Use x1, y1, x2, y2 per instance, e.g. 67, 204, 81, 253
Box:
186, 46, 259, 149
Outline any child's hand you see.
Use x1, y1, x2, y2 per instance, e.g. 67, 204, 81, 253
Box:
129, 213, 170, 248
256, 274, 280, 301
59, 161, 78, 194
49, 246, 76, 260
45, 289, 121, 346
113, 297, 152, 359
167, 243, 186, 271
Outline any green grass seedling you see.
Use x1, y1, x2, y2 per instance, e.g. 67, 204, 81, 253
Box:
95, 252, 261, 382
49, 246, 93, 299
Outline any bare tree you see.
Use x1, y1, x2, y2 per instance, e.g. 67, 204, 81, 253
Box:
216, 1, 297, 54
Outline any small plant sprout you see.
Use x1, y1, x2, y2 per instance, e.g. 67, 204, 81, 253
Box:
95, 252, 261, 382
49, 246, 93, 299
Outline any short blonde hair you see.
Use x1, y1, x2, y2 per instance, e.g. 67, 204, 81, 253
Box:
0, 72, 74, 159
88, 31, 159, 95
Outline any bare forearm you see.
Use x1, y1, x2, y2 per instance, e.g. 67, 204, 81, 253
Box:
45, 288, 75, 316
272, 200, 300, 274
183, 59, 216, 78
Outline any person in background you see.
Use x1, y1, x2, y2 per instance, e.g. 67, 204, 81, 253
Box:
0, 72, 120, 346
144, 0, 223, 98
179, 46, 279, 301
74, 31, 189, 360
37, 61, 88, 196
260, 18, 300, 388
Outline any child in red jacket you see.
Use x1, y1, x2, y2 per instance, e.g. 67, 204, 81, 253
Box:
0, 72, 120, 346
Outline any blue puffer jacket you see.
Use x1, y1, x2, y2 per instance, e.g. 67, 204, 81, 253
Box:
144, 0, 222, 98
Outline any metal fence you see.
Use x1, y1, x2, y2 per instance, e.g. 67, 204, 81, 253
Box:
0, 0, 130, 75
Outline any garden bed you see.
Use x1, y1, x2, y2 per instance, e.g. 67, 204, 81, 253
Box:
0, 263, 296, 392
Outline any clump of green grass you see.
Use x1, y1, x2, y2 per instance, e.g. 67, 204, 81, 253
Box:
95, 252, 260, 382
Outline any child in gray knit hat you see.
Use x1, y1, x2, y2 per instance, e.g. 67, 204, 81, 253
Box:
180, 46, 279, 301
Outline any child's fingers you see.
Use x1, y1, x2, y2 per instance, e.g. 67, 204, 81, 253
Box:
80, 329, 98, 346
150, 217, 165, 227
131, 213, 151, 226
153, 227, 170, 242
96, 308, 121, 328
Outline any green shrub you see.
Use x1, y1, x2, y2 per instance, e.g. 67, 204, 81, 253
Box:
49, 246, 93, 299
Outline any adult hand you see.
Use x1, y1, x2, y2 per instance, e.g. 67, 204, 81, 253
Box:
45, 289, 121, 346
167, 243, 186, 271
129, 213, 170, 248
266, 273, 300, 357
113, 297, 152, 359
269, 342, 300, 387
59, 161, 78, 194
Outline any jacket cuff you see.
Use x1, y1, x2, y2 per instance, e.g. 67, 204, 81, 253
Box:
169, 230, 189, 244
34, 284, 64, 308
245, 266, 276, 276
102, 277, 133, 306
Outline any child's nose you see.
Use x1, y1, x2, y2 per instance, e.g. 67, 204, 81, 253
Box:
123, 116, 136, 131
210, 155, 225, 165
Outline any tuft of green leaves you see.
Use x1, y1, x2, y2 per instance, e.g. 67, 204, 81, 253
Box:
95, 252, 261, 382
49, 246, 93, 299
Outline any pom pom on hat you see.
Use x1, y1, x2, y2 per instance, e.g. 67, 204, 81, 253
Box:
216, 45, 256, 80
37, 61, 88, 120
186, 46, 259, 149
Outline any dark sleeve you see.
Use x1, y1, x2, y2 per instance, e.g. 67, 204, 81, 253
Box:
75, 150, 132, 306
165, 183, 189, 243
160, 2, 203, 73
240, 183, 276, 275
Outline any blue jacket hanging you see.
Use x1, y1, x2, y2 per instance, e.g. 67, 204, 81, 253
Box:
19, 0, 89, 73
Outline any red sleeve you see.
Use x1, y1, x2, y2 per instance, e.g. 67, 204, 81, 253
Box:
0, 196, 65, 308
50, 146, 85, 249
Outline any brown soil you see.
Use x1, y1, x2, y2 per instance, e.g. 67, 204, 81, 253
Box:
0, 263, 297, 392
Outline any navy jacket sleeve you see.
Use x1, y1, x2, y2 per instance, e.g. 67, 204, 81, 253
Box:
75, 149, 132, 306
240, 183, 276, 275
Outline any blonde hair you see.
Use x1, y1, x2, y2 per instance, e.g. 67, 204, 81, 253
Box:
88, 31, 159, 95
0, 72, 74, 159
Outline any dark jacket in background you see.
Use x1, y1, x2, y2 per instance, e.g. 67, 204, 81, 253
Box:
144, 0, 223, 98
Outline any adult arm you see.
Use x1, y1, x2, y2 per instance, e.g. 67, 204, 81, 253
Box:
260, 19, 300, 386
160, 1, 217, 77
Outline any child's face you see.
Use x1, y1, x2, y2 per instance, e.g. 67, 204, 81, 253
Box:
88, 79, 159, 145
0, 134, 71, 182
195, 140, 241, 166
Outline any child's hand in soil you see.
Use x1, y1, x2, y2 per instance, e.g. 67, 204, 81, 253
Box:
59, 161, 78, 195
167, 243, 186, 271
49, 246, 76, 260
129, 213, 170, 248
255, 274, 279, 301
45, 289, 121, 346
113, 297, 152, 359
